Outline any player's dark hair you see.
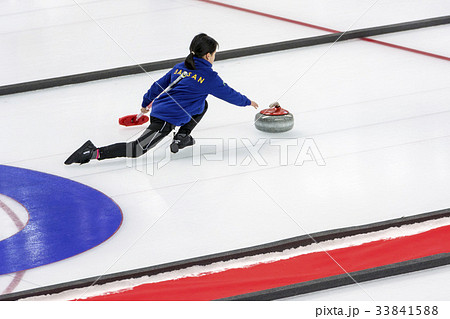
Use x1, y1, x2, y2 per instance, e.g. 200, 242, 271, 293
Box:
184, 33, 219, 70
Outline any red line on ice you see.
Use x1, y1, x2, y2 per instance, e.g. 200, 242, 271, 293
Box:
198, 0, 450, 62
2, 271, 26, 295
199, 0, 338, 33
0, 197, 26, 295
80, 225, 450, 301
360, 38, 450, 61
0, 198, 25, 235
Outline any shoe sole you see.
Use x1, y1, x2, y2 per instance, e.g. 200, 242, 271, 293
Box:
170, 138, 195, 154
64, 140, 94, 165
170, 143, 179, 153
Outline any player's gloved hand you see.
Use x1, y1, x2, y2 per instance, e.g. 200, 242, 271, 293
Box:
141, 101, 153, 114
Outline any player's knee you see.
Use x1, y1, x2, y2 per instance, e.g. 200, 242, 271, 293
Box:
125, 140, 147, 158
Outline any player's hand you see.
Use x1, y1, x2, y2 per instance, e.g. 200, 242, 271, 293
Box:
141, 101, 152, 114
142, 101, 153, 113
250, 101, 259, 109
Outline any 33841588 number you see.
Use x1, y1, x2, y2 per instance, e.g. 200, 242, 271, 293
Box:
376, 306, 438, 316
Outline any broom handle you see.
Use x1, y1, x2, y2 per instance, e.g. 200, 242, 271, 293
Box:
136, 71, 189, 121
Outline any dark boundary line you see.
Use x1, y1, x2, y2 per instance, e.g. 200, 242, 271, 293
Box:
0, 208, 449, 301
199, 0, 450, 62
1, 15, 449, 97
220, 253, 450, 300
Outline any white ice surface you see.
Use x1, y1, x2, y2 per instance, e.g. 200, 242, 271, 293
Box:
218, 0, 450, 30
0, 1, 449, 300
1, 34, 449, 297
0, 0, 326, 85
2, 0, 449, 85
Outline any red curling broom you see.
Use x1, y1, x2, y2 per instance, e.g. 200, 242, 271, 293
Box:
119, 71, 189, 127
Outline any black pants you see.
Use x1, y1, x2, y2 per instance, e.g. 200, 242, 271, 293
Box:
99, 101, 208, 159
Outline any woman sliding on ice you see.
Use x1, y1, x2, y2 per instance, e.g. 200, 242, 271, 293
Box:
65, 33, 259, 165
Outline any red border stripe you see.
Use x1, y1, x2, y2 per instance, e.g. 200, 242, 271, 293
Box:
198, 0, 450, 62
81, 225, 450, 301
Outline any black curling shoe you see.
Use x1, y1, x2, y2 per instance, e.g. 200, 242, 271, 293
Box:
170, 133, 195, 153
64, 140, 97, 165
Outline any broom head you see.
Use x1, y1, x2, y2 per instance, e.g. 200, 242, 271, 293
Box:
119, 114, 149, 127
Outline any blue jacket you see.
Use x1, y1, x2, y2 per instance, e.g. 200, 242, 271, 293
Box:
142, 57, 251, 126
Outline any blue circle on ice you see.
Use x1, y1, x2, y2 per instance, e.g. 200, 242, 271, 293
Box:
0, 165, 123, 275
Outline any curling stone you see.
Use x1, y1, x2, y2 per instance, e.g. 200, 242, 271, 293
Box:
254, 102, 294, 133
